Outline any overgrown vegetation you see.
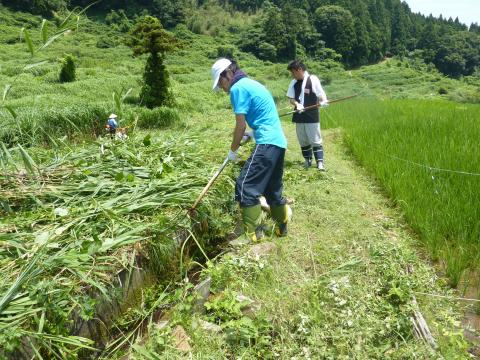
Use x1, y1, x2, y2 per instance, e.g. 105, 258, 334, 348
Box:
126, 132, 472, 357
0, 133, 236, 357
6, 0, 480, 77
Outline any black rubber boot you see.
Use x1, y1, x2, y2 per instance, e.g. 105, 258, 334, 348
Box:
301, 146, 313, 168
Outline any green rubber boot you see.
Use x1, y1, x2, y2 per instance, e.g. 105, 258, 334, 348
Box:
270, 204, 290, 237
241, 205, 262, 242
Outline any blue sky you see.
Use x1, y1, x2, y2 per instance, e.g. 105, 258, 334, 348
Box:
403, 0, 479, 26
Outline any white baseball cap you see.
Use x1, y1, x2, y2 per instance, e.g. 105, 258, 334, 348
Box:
211, 58, 232, 91
109, 113, 117, 118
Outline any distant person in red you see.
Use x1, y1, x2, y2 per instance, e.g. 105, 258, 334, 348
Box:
287, 60, 329, 171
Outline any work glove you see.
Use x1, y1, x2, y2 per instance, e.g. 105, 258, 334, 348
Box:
295, 103, 305, 113
227, 149, 239, 162
320, 100, 329, 108
241, 130, 254, 145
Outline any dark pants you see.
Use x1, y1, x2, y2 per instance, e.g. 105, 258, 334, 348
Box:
235, 144, 286, 207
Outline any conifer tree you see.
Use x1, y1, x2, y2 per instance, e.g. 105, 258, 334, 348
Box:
59, 54, 76, 83
127, 16, 180, 108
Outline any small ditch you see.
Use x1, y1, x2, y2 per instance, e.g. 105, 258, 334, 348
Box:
459, 270, 480, 356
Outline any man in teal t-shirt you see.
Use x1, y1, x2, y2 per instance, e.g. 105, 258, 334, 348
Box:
211, 58, 290, 241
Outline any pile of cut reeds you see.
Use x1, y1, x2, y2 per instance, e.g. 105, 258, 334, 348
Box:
0, 134, 235, 358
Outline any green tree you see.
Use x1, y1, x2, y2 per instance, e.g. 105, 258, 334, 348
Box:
239, 26, 277, 61
470, 23, 480, 34
105, 9, 132, 32
390, 1, 410, 56
1, 0, 66, 16
151, 0, 188, 28
282, 4, 323, 58
351, 18, 369, 66
59, 54, 76, 83
239, 2, 297, 61
314, 5, 355, 65
127, 16, 180, 108
262, 2, 293, 60
434, 32, 480, 77
417, 22, 441, 63
220, 0, 264, 12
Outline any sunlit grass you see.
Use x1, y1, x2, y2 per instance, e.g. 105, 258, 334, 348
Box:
323, 99, 480, 285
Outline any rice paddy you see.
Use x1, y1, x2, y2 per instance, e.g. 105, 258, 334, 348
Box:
322, 99, 480, 286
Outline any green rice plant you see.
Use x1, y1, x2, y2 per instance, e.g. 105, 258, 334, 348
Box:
323, 99, 480, 285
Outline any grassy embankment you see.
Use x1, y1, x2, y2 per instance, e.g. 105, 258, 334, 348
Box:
0, 8, 240, 357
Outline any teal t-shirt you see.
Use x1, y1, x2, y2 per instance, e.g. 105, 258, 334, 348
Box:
230, 78, 287, 149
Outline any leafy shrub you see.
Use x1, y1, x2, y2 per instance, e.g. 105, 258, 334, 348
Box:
217, 45, 235, 59
136, 107, 180, 129
257, 42, 277, 61
59, 54, 76, 83
314, 47, 342, 62
189, 21, 202, 34
105, 9, 132, 32
173, 24, 194, 40
321, 74, 333, 85
96, 36, 116, 48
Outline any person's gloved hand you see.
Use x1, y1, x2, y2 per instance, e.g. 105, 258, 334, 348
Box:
295, 103, 305, 113
227, 149, 239, 162
320, 100, 329, 108
241, 130, 254, 145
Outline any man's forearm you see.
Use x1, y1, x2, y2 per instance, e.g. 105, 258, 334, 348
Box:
231, 115, 246, 151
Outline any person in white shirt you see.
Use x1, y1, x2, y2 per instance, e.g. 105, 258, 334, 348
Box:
286, 60, 329, 171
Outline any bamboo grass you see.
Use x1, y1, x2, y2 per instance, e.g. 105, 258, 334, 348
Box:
0, 133, 235, 357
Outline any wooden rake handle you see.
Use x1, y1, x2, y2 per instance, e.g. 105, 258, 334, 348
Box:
279, 94, 358, 118
190, 157, 230, 211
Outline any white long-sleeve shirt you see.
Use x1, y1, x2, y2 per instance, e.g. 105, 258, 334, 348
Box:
286, 71, 327, 105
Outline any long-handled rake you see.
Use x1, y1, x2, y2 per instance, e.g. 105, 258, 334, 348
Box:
189, 157, 230, 213
279, 94, 358, 118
